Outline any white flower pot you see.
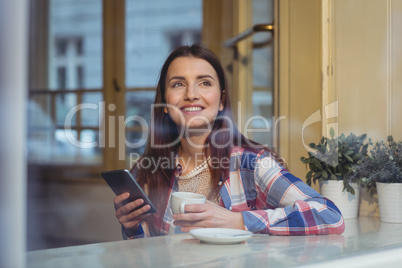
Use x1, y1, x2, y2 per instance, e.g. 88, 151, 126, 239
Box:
320, 180, 359, 219
376, 182, 402, 223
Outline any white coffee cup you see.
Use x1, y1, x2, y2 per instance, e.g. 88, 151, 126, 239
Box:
171, 192, 206, 214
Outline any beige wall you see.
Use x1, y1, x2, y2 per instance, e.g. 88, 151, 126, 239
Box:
278, 0, 323, 191
332, 0, 402, 142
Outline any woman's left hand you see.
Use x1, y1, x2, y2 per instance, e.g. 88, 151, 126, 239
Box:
172, 200, 245, 232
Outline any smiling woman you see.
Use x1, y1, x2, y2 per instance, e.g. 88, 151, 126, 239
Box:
111, 44, 345, 239
164, 57, 224, 130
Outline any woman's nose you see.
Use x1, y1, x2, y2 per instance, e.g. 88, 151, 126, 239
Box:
184, 84, 200, 101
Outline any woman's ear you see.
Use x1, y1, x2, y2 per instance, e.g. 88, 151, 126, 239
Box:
219, 102, 224, 111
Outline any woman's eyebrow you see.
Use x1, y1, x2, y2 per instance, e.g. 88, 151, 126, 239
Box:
197, 75, 214, 80
169, 76, 185, 82
168, 75, 215, 82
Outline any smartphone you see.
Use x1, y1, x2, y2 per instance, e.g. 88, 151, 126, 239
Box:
101, 169, 157, 214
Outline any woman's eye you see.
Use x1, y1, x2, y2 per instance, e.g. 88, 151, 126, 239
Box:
201, 81, 211, 86
172, 82, 184, 88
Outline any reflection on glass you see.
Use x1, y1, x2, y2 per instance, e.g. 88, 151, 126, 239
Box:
125, 0, 202, 87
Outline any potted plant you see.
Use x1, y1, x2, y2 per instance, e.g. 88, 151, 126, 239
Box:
300, 128, 370, 219
354, 136, 402, 223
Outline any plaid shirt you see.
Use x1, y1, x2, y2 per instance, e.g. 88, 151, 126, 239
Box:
127, 146, 345, 239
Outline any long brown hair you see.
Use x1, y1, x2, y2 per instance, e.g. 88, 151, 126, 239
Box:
133, 44, 284, 235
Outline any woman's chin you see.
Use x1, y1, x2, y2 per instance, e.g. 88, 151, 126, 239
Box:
178, 123, 213, 134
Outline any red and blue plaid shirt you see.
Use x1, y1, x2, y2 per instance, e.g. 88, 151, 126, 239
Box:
127, 146, 345, 238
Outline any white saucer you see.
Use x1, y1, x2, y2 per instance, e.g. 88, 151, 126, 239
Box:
189, 228, 252, 245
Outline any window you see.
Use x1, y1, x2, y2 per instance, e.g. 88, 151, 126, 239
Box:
28, 0, 103, 167
28, 0, 202, 174
53, 37, 84, 89
251, 0, 275, 148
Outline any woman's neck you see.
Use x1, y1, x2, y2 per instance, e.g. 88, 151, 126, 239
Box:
179, 134, 207, 158
178, 132, 210, 174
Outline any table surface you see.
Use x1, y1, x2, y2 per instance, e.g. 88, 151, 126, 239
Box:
27, 217, 402, 268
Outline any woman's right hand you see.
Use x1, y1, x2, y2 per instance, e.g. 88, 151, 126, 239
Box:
113, 192, 151, 237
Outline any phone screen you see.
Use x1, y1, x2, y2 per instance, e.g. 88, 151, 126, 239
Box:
101, 169, 157, 213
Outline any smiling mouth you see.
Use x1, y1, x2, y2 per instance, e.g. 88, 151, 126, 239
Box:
181, 106, 203, 112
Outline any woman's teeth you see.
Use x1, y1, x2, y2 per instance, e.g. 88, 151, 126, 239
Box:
182, 107, 202, 112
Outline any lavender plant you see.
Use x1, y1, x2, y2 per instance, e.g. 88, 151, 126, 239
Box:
354, 136, 402, 197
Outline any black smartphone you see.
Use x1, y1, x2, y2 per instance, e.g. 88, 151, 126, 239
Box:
101, 169, 157, 214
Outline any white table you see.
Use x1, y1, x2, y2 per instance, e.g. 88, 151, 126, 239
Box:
27, 217, 402, 268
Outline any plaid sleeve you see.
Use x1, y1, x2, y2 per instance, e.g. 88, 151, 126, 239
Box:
241, 153, 345, 235
122, 224, 145, 240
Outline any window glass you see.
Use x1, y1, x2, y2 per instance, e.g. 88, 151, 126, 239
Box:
126, 131, 148, 159
56, 93, 77, 126
125, 91, 156, 127
79, 129, 102, 164
125, 0, 202, 88
28, 95, 53, 128
82, 92, 103, 127
125, 91, 156, 164
251, 0, 274, 147
28, 131, 54, 164
49, 0, 102, 90
28, 0, 103, 164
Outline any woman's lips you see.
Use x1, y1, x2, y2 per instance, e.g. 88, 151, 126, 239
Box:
181, 106, 204, 114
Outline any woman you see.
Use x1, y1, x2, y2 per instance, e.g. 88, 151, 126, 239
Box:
113, 44, 345, 239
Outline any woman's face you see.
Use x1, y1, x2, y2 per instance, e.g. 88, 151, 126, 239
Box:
164, 56, 223, 130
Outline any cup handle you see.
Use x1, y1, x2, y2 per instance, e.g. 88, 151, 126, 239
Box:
179, 202, 186, 214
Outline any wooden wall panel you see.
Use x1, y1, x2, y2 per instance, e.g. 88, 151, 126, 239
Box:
333, 0, 389, 141
333, 0, 402, 142
279, 0, 323, 188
